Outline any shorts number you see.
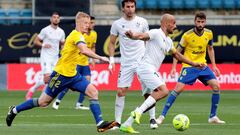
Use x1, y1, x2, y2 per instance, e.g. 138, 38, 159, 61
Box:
49, 73, 61, 89
181, 69, 187, 76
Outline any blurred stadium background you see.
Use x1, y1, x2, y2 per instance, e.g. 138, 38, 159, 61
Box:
0, 0, 240, 135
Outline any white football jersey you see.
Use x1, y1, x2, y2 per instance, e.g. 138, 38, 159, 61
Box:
139, 28, 175, 71
110, 16, 149, 66
38, 25, 65, 60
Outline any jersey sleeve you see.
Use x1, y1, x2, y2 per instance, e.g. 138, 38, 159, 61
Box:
37, 28, 46, 40
110, 21, 118, 36
75, 34, 86, 46
208, 31, 213, 46
142, 18, 149, 32
146, 29, 157, 41
61, 30, 66, 42
179, 33, 187, 48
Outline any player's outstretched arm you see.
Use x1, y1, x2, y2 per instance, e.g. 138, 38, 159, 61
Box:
107, 35, 118, 74
172, 51, 205, 68
125, 30, 150, 41
170, 46, 183, 78
208, 45, 220, 76
78, 43, 109, 63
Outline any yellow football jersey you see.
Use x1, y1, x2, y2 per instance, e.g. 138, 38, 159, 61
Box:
77, 30, 97, 66
179, 28, 213, 67
54, 30, 86, 77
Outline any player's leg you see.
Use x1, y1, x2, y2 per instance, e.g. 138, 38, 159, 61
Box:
6, 71, 68, 127
120, 70, 168, 133
143, 91, 158, 129
114, 66, 134, 126
25, 77, 45, 100
70, 74, 117, 132
198, 66, 225, 124
75, 65, 91, 110
52, 88, 69, 110
157, 67, 198, 125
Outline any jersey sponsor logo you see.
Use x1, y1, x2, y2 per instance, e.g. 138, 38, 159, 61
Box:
192, 50, 205, 54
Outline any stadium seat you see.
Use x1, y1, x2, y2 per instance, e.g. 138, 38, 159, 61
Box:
145, 0, 158, 9
223, 0, 235, 9
171, 0, 184, 9
7, 9, 21, 24
136, 0, 144, 9
198, 0, 210, 9
210, 0, 223, 9
0, 9, 7, 25
184, 0, 197, 9
236, 0, 240, 9
158, 0, 171, 10
21, 9, 32, 24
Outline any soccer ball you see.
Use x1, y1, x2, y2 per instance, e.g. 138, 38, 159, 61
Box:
172, 114, 190, 131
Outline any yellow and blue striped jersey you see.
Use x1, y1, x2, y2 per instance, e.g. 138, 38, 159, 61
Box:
54, 30, 86, 77
77, 30, 97, 66
179, 28, 213, 67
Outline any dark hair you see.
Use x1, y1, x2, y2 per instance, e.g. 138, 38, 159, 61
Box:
121, 0, 136, 8
195, 11, 206, 20
90, 16, 95, 20
52, 12, 60, 16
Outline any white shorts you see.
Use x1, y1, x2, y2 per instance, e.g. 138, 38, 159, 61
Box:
40, 57, 58, 74
117, 65, 137, 88
137, 65, 165, 95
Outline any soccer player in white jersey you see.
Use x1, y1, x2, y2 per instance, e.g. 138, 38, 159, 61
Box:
25, 12, 65, 100
119, 14, 205, 133
108, 0, 157, 129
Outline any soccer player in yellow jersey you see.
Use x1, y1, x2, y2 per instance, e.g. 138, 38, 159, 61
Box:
157, 11, 225, 125
52, 16, 97, 110
6, 12, 118, 132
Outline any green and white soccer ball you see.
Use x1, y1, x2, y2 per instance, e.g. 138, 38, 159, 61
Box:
172, 114, 190, 131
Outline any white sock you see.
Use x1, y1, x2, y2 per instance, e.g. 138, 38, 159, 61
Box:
97, 120, 104, 126
149, 106, 156, 120
55, 99, 61, 103
136, 96, 156, 114
122, 116, 134, 127
13, 107, 18, 114
115, 95, 125, 124
76, 102, 81, 106
30, 79, 45, 93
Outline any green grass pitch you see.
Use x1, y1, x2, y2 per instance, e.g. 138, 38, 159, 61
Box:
0, 90, 239, 135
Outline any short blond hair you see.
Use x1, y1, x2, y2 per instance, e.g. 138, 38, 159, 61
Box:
75, 12, 90, 23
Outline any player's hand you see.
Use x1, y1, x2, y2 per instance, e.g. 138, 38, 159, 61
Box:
170, 68, 176, 78
108, 63, 115, 74
125, 30, 133, 38
42, 44, 52, 48
193, 62, 206, 68
99, 56, 109, 63
212, 66, 221, 77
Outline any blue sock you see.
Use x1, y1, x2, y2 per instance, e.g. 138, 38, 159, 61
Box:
161, 91, 179, 117
57, 88, 69, 100
89, 99, 103, 124
77, 93, 85, 104
210, 93, 220, 118
16, 98, 39, 113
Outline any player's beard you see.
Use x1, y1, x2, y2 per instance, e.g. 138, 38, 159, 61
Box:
195, 26, 204, 34
52, 22, 59, 26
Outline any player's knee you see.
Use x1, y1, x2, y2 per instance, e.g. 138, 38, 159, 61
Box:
87, 89, 99, 99
212, 83, 220, 91
162, 89, 169, 98
38, 100, 50, 107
